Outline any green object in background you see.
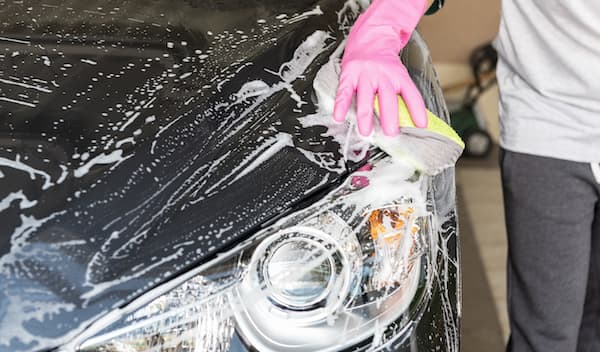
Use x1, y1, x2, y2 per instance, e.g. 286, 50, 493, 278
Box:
450, 106, 493, 158
450, 107, 478, 136
448, 42, 497, 158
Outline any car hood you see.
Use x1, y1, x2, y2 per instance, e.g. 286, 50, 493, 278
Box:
0, 0, 367, 350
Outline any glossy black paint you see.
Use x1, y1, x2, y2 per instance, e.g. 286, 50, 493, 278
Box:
0, 1, 459, 351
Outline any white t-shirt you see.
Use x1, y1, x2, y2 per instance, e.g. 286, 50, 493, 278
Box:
493, 0, 600, 163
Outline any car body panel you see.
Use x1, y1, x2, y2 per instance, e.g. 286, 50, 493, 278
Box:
0, 1, 459, 351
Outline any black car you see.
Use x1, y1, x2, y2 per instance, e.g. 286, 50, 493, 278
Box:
0, 1, 460, 351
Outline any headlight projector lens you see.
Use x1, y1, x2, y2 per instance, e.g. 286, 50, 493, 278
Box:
264, 238, 336, 310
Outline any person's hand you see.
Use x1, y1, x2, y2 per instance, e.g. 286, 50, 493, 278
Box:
334, 49, 427, 136
333, 0, 429, 137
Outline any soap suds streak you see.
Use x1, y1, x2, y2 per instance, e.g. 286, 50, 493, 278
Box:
0, 191, 37, 213
285, 5, 325, 24
0, 96, 36, 108
0, 1, 458, 351
0, 77, 52, 93
0, 154, 54, 190
232, 133, 294, 182
0, 36, 30, 45
73, 150, 128, 178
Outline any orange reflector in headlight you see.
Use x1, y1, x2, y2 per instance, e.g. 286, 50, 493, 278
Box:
367, 205, 421, 290
368, 206, 417, 243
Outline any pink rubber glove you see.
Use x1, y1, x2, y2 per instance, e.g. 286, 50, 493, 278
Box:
334, 0, 429, 136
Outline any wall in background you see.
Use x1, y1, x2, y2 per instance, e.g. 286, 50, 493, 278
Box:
418, 0, 501, 63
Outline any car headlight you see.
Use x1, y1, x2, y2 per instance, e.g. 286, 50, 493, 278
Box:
74, 158, 434, 352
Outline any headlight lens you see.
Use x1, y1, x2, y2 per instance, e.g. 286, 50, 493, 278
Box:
257, 226, 346, 310
265, 239, 334, 304
77, 159, 434, 352
264, 238, 335, 307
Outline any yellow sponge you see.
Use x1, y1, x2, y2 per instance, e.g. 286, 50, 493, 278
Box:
372, 95, 464, 175
374, 95, 464, 149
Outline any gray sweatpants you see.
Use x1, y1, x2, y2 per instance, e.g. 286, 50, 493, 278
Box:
500, 149, 600, 352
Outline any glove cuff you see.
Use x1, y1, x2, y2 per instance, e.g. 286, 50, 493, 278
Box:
343, 0, 428, 60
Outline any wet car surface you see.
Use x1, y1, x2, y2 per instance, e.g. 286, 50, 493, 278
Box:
0, 1, 460, 351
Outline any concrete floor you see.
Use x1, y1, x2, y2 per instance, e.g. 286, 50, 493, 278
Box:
457, 149, 510, 350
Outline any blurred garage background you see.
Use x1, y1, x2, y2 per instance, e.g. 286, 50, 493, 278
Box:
419, 1, 508, 351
